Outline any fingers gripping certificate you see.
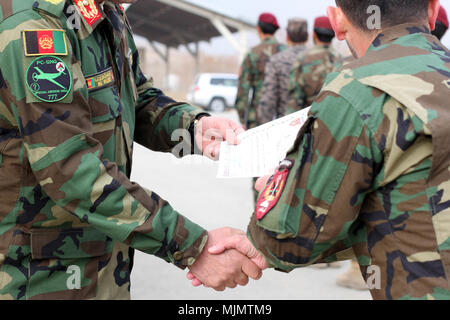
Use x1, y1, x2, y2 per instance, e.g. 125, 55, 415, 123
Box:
218, 107, 311, 178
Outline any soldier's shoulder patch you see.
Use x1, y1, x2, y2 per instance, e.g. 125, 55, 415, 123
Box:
256, 159, 294, 220
26, 56, 72, 102
22, 29, 68, 56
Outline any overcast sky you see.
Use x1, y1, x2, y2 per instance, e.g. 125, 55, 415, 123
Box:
184, 0, 450, 54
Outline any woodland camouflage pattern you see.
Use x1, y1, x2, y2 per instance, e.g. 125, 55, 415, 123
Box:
257, 45, 306, 125
287, 44, 340, 112
235, 37, 286, 129
248, 23, 450, 300
0, 0, 208, 300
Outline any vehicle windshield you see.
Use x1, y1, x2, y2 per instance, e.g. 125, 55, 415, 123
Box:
210, 78, 238, 87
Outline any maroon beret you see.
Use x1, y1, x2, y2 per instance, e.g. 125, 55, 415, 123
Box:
258, 13, 280, 28
314, 16, 333, 31
437, 6, 449, 29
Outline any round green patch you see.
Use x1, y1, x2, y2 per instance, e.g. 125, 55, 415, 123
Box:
26, 56, 72, 103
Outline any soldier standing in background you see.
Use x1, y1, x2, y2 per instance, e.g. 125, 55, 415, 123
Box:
257, 18, 308, 125
203, 0, 450, 300
235, 13, 286, 129
432, 5, 448, 40
287, 16, 340, 113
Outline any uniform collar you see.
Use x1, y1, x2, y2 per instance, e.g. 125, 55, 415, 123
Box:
291, 44, 306, 51
368, 23, 431, 51
70, 0, 106, 34
313, 43, 331, 50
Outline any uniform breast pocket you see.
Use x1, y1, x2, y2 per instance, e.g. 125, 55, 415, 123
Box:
88, 85, 122, 123
84, 67, 121, 120
85, 68, 134, 171
87, 83, 123, 162
28, 227, 113, 300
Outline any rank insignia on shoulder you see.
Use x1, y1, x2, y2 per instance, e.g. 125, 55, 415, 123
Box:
74, 0, 102, 27
256, 159, 294, 220
22, 30, 68, 56
26, 56, 72, 103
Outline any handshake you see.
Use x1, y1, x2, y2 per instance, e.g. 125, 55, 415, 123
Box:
184, 118, 274, 291
186, 227, 268, 291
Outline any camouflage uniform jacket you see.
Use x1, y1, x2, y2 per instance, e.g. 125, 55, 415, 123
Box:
235, 37, 286, 129
0, 0, 208, 300
257, 45, 306, 125
287, 44, 340, 113
248, 23, 450, 300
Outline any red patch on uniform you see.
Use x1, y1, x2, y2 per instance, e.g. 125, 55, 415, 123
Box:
74, 0, 102, 27
256, 169, 289, 220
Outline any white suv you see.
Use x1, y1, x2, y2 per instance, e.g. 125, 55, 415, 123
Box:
187, 73, 238, 112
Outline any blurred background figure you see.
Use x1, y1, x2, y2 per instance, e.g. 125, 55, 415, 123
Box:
432, 5, 448, 40
235, 12, 287, 205
287, 16, 341, 113
257, 18, 309, 125
235, 13, 286, 130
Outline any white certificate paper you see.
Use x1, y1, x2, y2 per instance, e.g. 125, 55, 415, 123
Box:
217, 107, 311, 178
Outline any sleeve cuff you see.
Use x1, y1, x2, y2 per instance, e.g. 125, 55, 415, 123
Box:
167, 103, 210, 132
168, 220, 209, 270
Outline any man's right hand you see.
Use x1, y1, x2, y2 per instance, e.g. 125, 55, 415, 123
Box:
187, 227, 265, 291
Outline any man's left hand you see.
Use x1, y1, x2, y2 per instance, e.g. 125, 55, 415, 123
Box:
195, 117, 244, 160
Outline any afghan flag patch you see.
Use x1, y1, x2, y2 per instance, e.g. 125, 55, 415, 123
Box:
23, 30, 68, 56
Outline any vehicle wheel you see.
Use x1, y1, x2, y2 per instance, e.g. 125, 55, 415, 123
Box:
208, 98, 226, 113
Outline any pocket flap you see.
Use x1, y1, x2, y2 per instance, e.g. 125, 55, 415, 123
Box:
88, 85, 122, 123
31, 227, 112, 260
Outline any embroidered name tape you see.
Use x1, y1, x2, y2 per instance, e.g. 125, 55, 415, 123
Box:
85, 68, 115, 91
23, 30, 68, 56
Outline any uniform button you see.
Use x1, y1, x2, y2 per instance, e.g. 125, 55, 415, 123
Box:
83, 0, 89, 5
173, 251, 184, 261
